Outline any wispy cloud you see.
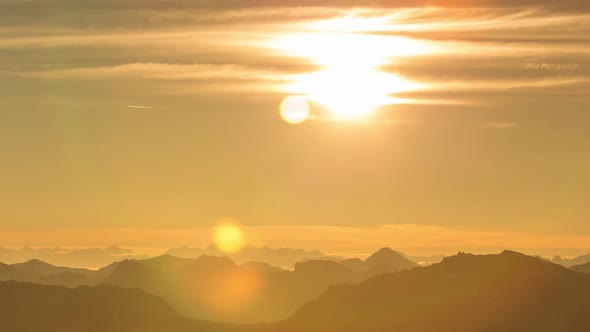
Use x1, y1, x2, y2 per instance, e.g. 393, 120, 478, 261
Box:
127, 105, 154, 109
485, 122, 518, 129
2, 6, 589, 105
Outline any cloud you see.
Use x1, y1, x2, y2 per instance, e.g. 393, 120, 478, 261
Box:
21, 63, 286, 81
1, 6, 589, 105
127, 105, 154, 109
485, 122, 518, 129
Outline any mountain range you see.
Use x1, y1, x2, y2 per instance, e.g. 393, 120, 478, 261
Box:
571, 261, 590, 273
552, 253, 590, 267
0, 247, 418, 322
281, 250, 590, 332
3, 250, 590, 332
0, 246, 148, 269
165, 245, 343, 269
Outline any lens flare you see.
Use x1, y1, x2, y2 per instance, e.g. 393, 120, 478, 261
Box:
279, 95, 311, 124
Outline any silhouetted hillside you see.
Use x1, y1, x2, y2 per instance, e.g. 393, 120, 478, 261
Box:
282, 251, 590, 332
340, 247, 418, 274
0, 247, 418, 322
0, 261, 90, 288
93, 248, 414, 322
0, 281, 226, 332
365, 247, 419, 270
0, 246, 147, 269
11, 259, 92, 276
552, 253, 590, 267
571, 262, 590, 273
6, 251, 590, 332
165, 245, 340, 269
101, 254, 386, 322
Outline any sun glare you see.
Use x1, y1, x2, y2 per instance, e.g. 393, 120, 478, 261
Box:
272, 16, 431, 119
213, 223, 244, 253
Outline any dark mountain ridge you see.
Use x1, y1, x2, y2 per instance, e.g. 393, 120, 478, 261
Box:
3, 251, 590, 332
0, 281, 198, 332
0, 248, 418, 323
281, 250, 590, 332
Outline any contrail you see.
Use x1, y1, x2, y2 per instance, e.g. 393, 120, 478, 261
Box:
127, 105, 154, 109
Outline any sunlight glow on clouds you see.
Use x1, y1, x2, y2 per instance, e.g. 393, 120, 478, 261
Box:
271, 22, 434, 118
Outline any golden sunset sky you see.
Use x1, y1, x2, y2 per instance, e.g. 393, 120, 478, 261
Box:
0, 0, 589, 257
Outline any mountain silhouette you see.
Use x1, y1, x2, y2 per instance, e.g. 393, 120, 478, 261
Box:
165, 245, 341, 269
281, 251, 590, 332
12, 259, 93, 277
552, 253, 590, 267
0, 280, 222, 332
0, 247, 420, 322
4, 251, 590, 331
100, 254, 391, 322
364, 247, 419, 270
0, 260, 91, 288
340, 247, 419, 274
571, 261, 590, 273
0, 246, 146, 269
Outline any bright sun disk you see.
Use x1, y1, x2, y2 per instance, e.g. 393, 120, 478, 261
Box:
271, 16, 432, 119
213, 223, 244, 253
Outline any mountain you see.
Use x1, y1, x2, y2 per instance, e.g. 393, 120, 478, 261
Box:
100, 250, 408, 323
100, 256, 352, 322
12, 259, 93, 277
282, 251, 590, 332
0, 261, 91, 288
0, 247, 416, 323
406, 254, 446, 266
340, 247, 419, 273
571, 262, 590, 273
0, 246, 148, 269
0, 263, 35, 281
0, 281, 200, 332
165, 245, 341, 269
364, 247, 419, 270
552, 253, 590, 267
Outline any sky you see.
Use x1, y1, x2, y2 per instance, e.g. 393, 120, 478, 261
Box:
0, 0, 589, 257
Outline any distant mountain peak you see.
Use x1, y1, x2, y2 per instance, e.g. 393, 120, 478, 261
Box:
500, 249, 527, 256
375, 247, 396, 253
193, 255, 237, 268
364, 247, 418, 270
19, 258, 51, 266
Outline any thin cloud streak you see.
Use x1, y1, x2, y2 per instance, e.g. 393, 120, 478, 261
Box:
485, 122, 518, 129
1, 6, 589, 107
127, 105, 154, 109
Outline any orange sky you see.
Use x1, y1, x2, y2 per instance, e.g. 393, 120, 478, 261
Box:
0, 2, 589, 256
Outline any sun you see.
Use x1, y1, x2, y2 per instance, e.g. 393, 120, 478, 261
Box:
213, 223, 244, 253
271, 15, 431, 119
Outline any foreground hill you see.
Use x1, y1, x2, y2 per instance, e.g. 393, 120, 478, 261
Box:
0, 281, 231, 332
280, 251, 590, 332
